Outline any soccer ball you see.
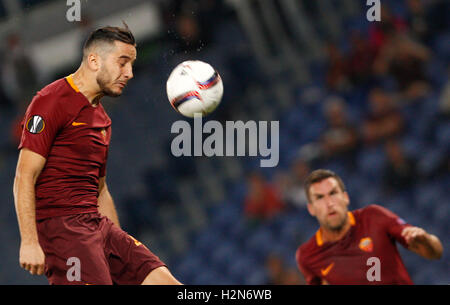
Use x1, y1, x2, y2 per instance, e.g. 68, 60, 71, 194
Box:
166, 60, 223, 118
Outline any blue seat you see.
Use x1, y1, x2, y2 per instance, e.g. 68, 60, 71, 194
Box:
431, 200, 450, 229
211, 202, 242, 233
414, 182, 444, 218
417, 146, 446, 177
245, 227, 276, 262
193, 228, 220, 254
435, 121, 450, 149
357, 147, 386, 182
400, 136, 425, 160
210, 240, 239, 272
174, 252, 205, 284
227, 255, 259, 285
244, 268, 270, 285
192, 270, 224, 285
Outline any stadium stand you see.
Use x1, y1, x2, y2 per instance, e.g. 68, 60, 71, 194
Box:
0, 0, 448, 284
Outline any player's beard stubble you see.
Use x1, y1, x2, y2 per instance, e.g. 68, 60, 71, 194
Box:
321, 212, 348, 233
97, 65, 122, 97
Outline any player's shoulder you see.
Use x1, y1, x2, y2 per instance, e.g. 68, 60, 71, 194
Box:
38, 77, 72, 98
359, 204, 391, 216
354, 204, 400, 223
32, 78, 85, 112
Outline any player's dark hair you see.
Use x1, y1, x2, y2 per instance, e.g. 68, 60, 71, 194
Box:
304, 169, 346, 203
83, 22, 135, 57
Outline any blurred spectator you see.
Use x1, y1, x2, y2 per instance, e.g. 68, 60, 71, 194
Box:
243, 172, 285, 222
373, 33, 430, 99
405, 0, 431, 43
368, 5, 408, 55
275, 158, 310, 209
325, 42, 350, 92
439, 76, 450, 118
362, 88, 405, 145
161, 0, 228, 54
174, 13, 204, 53
0, 33, 38, 113
0, 79, 13, 111
382, 139, 417, 194
424, 0, 450, 41
265, 254, 305, 285
347, 31, 376, 87
319, 96, 359, 160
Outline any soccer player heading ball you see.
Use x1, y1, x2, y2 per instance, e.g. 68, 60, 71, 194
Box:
296, 169, 443, 285
13, 23, 181, 285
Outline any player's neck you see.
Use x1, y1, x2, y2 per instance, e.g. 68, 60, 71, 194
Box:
72, 68, 103, 106
321, 220, 352, 243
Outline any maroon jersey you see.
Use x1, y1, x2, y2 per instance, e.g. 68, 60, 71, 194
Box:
18, 75, 111, 220
296, 205, 413, 285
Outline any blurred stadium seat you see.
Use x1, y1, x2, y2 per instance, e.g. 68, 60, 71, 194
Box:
0, 0, 448, 285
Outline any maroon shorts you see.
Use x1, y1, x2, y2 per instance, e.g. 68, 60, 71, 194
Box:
37, 212, 166, 285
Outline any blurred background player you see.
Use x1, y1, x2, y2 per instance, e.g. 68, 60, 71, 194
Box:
13, 24, 181, 285
296, 169, 443, 285
1, 0, 449, 285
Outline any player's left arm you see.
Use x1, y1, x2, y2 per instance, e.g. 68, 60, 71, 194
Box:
98, 176, 120, 228
370, 205, 443, 260
401, 226, 443, 260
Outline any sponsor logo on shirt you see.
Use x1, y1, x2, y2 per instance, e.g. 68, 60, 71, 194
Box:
72, 121, 87, 126
321, 262, 335, 277
26, 115, 45, 134
359, 237, 374, 252
100, 128, 106, 139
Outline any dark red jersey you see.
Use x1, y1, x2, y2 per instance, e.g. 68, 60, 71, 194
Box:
18, 75, 111, 220
296, 204, 413, 285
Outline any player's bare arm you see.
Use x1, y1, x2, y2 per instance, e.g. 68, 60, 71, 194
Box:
402, 226, 443, 260
98, 176, 120, 228
141, 266, 183, 285
13, 148, 46, 275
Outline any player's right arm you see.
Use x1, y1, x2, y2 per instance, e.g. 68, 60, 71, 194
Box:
13, 148, 47, 275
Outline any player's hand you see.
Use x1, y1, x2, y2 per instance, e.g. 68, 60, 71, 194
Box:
401, 226, 428, 248
19, 242, 45, 275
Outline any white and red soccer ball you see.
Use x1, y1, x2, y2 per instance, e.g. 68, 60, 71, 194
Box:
166, 60, 224, 118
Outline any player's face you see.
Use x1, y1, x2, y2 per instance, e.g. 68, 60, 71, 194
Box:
97, 41, 136, 97
307, 177, 350, 232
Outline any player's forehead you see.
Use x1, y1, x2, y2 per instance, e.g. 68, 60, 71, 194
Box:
111, 40, 137, 60
309, 177, 341, 195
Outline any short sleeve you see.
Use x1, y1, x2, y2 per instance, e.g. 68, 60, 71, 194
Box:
367, 204, 411, 248
18, 94, 68, 159
296, 248, 321, 285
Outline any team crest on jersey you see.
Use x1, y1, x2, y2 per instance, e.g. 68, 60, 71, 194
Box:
26, 115, 45, 134
359, 237, 374, 252
100, 128, 106, 139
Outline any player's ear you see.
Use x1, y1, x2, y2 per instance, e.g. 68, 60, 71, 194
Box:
307, 202, 316, 217
86, 52, 101, 71
343, 191, 350, 206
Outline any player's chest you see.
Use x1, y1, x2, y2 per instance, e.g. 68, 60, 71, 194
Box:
59, 107, 111, 155
311, 229, 392, 283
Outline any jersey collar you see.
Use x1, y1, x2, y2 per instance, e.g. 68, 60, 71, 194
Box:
316, 211, 356, 246
66, 74, 80, 93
